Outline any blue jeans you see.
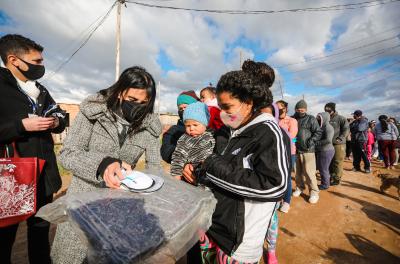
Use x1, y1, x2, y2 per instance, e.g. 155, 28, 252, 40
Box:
283, 155, 296, 204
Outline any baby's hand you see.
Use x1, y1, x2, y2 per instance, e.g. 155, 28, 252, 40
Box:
174, 176, 182, 181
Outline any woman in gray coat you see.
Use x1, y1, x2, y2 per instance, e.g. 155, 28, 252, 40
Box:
51, 66, 162, 263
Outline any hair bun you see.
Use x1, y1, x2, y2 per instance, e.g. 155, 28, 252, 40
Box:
242, 59, 275, 88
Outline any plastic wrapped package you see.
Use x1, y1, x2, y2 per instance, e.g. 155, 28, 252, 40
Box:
37, 171, 216, 263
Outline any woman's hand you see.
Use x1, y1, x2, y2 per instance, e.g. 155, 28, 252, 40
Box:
121, 161, 134, 174
182, 163, 196, 184
103, 162, 124, 189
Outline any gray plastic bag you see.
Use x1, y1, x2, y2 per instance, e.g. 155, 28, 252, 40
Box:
37, 172, 216, 263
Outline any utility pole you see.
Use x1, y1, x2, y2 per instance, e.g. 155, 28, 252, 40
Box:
157, 81, 161, 116
239, 50, 243, 69
115, 0, 125, 81
279, 79, 284, 99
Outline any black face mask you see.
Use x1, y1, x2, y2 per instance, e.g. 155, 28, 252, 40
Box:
178, 109, 184, 120
121, 100, 146, 123
16, 57, 45, 80
279, 109, 285, 116
295, 112, 306, 118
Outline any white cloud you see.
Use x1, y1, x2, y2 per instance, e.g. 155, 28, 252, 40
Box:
1, 0, 399, 118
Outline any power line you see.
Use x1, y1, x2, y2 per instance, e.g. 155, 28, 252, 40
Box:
126, 0, 400, 14
291, 43, 400, 74
337, 60, 400, 87
43, 1, 118, 82
289, 45, 400, 84
287, 53, 400, 86
49, 5, 117, 60
276, 30, 400, 69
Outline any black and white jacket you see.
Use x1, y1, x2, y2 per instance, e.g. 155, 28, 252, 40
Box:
170, 130, 215, 177
199, 113, 289, 261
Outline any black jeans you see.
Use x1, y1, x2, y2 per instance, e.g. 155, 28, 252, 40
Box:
352, 141, 370, 170
346, 140, 353, 158
0, 194, 53, 264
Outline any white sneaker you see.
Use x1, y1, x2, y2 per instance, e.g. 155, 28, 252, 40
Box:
279, 202, 290, 213
309, 194, 319, 204
292, 188, 302, 197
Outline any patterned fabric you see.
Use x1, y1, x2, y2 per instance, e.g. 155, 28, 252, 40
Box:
170, 131, 215, 177
199, 233, 257, 264
266, 205, 279, 252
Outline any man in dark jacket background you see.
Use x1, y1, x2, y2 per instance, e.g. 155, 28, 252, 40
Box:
324, 102, 349, 185
292, 100, 322, 204
0, 34, 66, 264
349, 110, 371, 173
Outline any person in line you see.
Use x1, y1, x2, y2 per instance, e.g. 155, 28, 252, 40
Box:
261, 103, 291, 264
292, 100, 322, 204
200, 86, 224, 131
345, 118, 354, 160
349, 110, 371, 173
170, 102, 215, 181
324, 102, 349, 186
0, 34, 67, 264
182, 60, 288, 264
365, 122, 376, 163
370, 120, 380, 159
315, 112, 334, 190
161, 90, 199, 163
51, 66, 162, 263
276, 100, 298, 213
374, 115, 399, 170
388, 117, 400, 166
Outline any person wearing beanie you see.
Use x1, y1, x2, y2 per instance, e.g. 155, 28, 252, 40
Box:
295, 99, 307, 110
176, 90, 200, 107
161, 90, 200, 163
170, 102, 215, 180
293, 99, 322, 204
324, 102, 349, 185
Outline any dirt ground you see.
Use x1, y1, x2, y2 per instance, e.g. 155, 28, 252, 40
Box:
11, 159, 400, 264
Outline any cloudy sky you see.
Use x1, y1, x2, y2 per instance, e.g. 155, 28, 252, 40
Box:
1, 0, 399, 119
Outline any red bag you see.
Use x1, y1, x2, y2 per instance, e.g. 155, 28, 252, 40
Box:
0, 143, 45, 227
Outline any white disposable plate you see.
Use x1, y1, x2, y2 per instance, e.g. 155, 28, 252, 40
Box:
120, 171, 154, 190
120, 174, 164, 193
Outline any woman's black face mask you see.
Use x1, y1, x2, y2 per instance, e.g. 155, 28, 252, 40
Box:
121, 100, 146, 123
